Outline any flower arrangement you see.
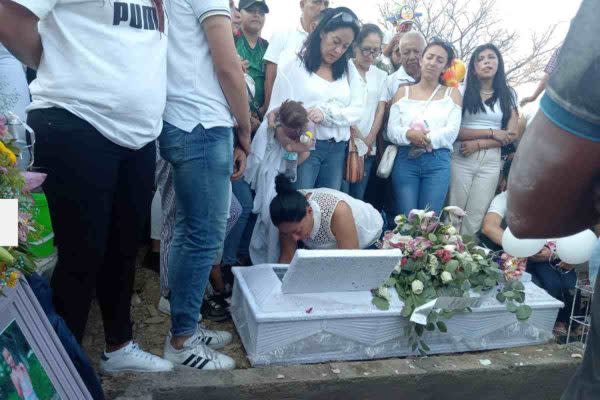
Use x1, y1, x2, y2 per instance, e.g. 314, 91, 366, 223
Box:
372, 207, 531, 354
0, 116, 42, 294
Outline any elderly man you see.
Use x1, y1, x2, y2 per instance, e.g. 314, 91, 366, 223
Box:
261, 0, 328, 114
507, 0, 600, 398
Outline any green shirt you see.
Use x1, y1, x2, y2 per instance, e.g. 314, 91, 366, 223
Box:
235, 32, 268, 112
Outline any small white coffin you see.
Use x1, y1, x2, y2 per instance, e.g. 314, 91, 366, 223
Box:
231, 250, 562, 366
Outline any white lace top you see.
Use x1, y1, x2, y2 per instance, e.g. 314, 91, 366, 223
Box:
300, 188, 383, 250
387, 85, 462, 151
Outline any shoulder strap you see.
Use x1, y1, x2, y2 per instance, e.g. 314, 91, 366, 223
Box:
405, 85, 410, 98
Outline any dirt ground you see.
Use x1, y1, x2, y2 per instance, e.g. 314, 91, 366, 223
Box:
82, 264, 250, 397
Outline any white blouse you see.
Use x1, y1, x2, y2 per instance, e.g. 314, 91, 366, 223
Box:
387, 86, 462, 151
350, 61, 387, 155
267, 57, 366, 142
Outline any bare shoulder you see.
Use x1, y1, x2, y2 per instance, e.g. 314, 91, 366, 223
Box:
449, 87, 463, 106
391, 82, 413, 106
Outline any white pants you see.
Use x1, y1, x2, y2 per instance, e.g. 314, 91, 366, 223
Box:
448, 147, 501, 237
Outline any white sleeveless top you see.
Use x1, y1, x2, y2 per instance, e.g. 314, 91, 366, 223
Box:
299, 188, 383, 250
387, 85, 462, 151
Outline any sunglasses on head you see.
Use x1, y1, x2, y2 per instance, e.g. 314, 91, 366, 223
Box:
328, 11, 359, 26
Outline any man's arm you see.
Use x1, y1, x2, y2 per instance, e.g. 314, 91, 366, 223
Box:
481, 213, 504, 247
203, 15, 251, 153
519, 73, 549, 107
0, 0, 42, 69
262, 61, 277, 114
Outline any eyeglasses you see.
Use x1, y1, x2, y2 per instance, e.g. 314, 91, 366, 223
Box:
359, 47, 382, 58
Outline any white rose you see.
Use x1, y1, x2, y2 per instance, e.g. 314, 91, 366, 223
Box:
411, 280, 424, 294
394, 261, 402, 273
410, 209, 426, 219
428, 254, 438, 267
443, 245, 457, 253
394, 215, 404, 225
430, 266, 438, 276
424, 211, 435, 218
377, 287, 392, 302
446, 226, 457, 235
441, 271, 453, 283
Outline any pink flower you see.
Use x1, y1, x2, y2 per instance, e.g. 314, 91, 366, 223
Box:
435, 249, 453, 263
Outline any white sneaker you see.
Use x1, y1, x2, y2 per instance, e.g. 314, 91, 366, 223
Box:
158, 296, 202, 321
196, 324, 232, 350
100, 342, 173, 375
163, 333, 235, 371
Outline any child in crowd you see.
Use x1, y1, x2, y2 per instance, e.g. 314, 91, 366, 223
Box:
267, 99, 315, 163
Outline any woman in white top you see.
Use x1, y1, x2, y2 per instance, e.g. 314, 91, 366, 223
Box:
271, 175, 383, 263
448, 44, 518, 236
341, 23, 388, 201
265, 7, 364, 191
387, 39, 462, 216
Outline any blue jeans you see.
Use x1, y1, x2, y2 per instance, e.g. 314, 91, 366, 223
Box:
527, 261, 577, 324
391, 147, 451, 216
341, 155, 375, 200
158, 121, 233, 337
295, 139, 347, 190
222, 178, 254, 265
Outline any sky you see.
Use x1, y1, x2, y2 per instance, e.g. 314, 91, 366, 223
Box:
258, 0, 582, 95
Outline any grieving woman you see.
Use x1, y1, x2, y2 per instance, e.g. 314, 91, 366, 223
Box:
271, 174, 383, 263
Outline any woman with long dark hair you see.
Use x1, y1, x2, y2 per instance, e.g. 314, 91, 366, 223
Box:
387, 39, 463, 216
263, 7, 364, 191
448, 43, 518, 236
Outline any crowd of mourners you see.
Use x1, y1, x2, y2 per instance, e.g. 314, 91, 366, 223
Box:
0, 0, 597, 386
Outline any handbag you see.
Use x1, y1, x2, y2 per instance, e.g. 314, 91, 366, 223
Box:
345, 138, 365, 183
376, 85, 443, 177
376, 144, 397, 178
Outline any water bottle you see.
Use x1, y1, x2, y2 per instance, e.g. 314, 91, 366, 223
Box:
283, 151, 299, 182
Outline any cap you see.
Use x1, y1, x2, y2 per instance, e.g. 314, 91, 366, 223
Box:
238, 0, 269, 13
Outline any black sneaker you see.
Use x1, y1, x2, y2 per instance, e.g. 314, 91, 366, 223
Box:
201, 295, 231, 322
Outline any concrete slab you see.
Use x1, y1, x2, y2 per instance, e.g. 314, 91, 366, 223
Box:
111, 344, 582, 400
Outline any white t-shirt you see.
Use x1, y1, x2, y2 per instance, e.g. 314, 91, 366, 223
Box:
268, 58, 365, 142
163, 0, 233, 132
349, 61, 387, 155
263, 21, 308, 67
16, 0, 168, 150
380, 66, 415, 102
487, 191, 507, 218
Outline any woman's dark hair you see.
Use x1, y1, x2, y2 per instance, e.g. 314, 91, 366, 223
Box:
462, 43, 517, 129
423, 38, 456, 68
270, 174, 309, 226
502, 159, 512, 180
355, 23, 383, 47
301, 7, 361, 80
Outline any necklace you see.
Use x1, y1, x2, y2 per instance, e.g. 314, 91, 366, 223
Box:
480, 89, 494, 95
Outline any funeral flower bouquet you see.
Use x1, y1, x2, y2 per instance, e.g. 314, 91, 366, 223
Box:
372, 207, 531, 354
0, 116, 41, 294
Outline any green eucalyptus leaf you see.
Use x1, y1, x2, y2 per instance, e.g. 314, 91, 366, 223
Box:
411, 342, 418, 351
428, 233, 437, 243
513, 281, 525, 292
436, 321, 448, 333
415, 324, 424, 336
420, 341, 431, 352
372, 296, 390, 310
426, 323, 435, 331
516, 305, 532, 320
506, 302, 518, 313
496, 292, 506, 303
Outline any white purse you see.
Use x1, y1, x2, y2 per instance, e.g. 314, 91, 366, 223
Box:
376, 85, 442, 179
376, 144, 397, 178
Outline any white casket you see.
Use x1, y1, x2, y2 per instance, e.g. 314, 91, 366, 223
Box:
231, 250, 563, 366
